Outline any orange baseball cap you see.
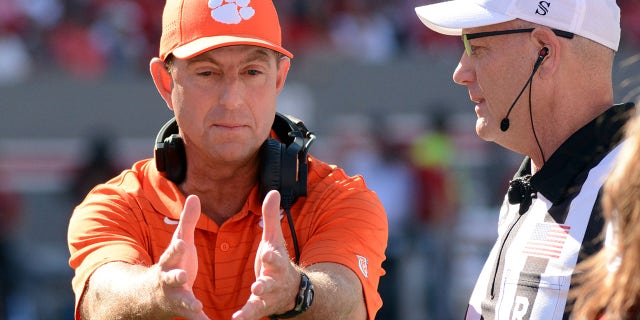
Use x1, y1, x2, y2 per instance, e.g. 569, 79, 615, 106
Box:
159, 0, 293, 61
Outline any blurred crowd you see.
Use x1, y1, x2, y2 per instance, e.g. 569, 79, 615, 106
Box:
2, 0, 639, 83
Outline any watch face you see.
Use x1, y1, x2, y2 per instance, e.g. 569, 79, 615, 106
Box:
305, 289, 314, 308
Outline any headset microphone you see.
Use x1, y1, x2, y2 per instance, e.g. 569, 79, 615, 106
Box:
500, 47, 550, 132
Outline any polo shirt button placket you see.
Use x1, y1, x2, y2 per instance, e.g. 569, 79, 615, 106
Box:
220, 242, 230, 252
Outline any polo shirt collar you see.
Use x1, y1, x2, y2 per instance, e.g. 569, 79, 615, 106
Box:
144, 160, 264, 227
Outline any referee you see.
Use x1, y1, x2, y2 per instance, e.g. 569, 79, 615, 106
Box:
414, 0, 634, 319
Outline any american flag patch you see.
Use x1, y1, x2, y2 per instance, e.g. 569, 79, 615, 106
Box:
522, 222, 571, 259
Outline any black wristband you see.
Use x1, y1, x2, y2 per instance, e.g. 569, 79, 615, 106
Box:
270, 271, 314, 319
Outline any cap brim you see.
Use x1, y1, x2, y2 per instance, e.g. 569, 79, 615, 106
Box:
415, 0, 514, 36
171, 35, 294, 60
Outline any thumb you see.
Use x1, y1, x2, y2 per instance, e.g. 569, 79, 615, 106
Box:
261, 190, 284, 244
175, 195, 201, 243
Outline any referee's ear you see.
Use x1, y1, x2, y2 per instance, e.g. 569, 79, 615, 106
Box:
150, 57, 175, 111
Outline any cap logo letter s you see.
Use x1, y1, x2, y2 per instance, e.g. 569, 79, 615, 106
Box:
535, 1, 550, 15
209, 0, 255, 24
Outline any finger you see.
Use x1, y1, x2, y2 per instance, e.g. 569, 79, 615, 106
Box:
175, 195, 201, 243
178, 297, 203, 314
158, 238, 186, 268
231, 295, 267, 320
261, 190, 284, 244
161, 269, 188, 287
250, 276, 273, 296
173, 295, 210, 320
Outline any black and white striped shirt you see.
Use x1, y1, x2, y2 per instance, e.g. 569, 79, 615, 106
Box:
466, 103, 635, 320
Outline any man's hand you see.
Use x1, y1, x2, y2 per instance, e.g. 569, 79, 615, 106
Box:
156, 194, 210, 319
80, 195, 211, 320
232, 190, 300, 320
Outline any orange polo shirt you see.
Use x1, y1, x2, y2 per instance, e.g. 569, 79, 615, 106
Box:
68, 155, 388, 319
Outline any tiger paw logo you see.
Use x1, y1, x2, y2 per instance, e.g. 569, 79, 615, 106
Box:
209, 0, 255, 24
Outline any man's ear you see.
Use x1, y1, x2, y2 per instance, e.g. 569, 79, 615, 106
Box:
275, 57, 291, 94
531, 28, 561, 79
150, 57, 174, 110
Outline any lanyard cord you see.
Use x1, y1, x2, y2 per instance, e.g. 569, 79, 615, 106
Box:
529, 73, 547, 166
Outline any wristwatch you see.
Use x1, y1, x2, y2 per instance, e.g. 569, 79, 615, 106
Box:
270, 271, 315, 319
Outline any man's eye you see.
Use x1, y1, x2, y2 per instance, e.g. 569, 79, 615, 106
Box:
247, 69, 261, 76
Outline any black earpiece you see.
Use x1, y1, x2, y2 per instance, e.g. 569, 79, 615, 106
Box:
533, 47, 549, 71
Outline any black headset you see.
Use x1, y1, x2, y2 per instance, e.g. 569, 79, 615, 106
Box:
154, 112, 315, 261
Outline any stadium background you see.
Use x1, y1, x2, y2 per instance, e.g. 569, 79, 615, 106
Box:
1, 0, 639, 319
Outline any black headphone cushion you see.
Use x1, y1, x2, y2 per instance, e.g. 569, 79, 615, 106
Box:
161, 134, 186, 184
260, 138, 283, 199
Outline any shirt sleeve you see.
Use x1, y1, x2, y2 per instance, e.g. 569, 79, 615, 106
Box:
298, 172, 388, 320
67, 181, 152, 319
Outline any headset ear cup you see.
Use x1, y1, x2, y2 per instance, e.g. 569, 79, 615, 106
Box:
154, 118, 187, 184
260, 138, 283, 200
163, 134, 186, 184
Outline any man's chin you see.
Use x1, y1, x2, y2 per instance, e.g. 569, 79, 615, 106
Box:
475, 121, 494, 142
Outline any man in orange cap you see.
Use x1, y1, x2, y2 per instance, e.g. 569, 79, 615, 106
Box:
67, 1, 388, 319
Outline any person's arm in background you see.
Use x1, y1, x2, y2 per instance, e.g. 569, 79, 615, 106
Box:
78, 195, 209, 320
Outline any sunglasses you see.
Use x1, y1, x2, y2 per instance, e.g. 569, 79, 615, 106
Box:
462, 28, 575, 56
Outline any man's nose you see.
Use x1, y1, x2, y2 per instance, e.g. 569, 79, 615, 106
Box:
452, 52, 474, 86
